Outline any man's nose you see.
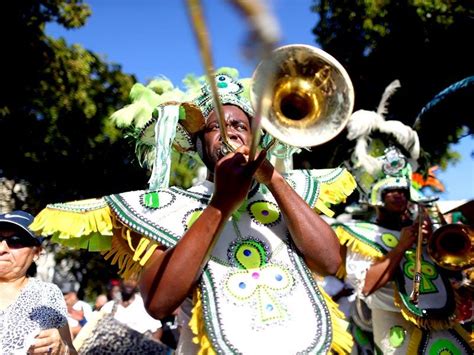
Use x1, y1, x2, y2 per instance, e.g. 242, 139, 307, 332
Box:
218, 124, 238, 141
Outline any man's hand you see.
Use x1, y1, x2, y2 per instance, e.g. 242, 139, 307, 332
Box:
210, 146, 266, 214
398, 218, 431, 251
254, 151, 276, 186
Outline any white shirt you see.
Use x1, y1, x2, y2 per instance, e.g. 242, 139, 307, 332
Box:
67, 300, 93, 328
101, 294, 162, 334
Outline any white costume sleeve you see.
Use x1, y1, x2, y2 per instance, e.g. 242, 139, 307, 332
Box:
345, 249, 399, 312
345, 249, 372, 297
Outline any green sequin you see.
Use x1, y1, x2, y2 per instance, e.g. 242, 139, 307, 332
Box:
389, 325, 405, 348
249, 201, 280, 225
382, 233, 399, 248
354, 326, 370, 346
143, 192, 160, 208
428, 339, 461, 355
187, 210, 203, 229
235, 240, 267, 269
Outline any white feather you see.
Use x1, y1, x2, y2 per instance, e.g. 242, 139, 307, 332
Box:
377, 80, 401, 116
378, 121, 420, 160
353, 138, 383, 175
347, 110, 385, 140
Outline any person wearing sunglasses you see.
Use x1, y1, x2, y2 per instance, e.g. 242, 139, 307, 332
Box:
0, 210, 77, 354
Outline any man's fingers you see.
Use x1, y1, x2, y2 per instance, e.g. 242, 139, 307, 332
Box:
246, 150, 267, 176
235, 145, 249, 155
232, 152, 248, 166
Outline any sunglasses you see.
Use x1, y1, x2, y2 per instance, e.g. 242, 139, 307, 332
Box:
0, 235, 39, 249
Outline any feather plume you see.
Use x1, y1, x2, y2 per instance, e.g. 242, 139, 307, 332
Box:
347, 80, 420, 175
377, 80, 401, 116
378, 120, 420, 160
110, 78, 184, 129
346, 110, 384, 140
353, 138, 382, 175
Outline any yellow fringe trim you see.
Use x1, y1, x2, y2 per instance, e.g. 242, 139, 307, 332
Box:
101, 214, 160, 279
314, 169, 357, 218
30, 204, 113, 251
335, 226, 383, 259
453, 323, 474, 349
31, 204, 161, 278
319, 286, 354, 354
393, 284, 456, 330
189, 288, 215, 355
335, 263, 347, 280
406, 327, 423, 354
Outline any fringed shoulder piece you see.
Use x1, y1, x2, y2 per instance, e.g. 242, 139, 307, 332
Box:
30, 198, 163, 278
30, 198, 113, 252
101, 213, 160, 279
333, 224, 384, 259
309, 167, 357, 218
393, 283, 459, 331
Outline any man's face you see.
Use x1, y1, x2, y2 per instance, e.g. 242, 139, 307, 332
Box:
382, 188, 409, 214
121, 279, 138, 301
199, 105, 252, 169
63, 291, 79, 307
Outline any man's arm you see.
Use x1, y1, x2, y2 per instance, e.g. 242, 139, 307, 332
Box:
259, 163, 342, 275
140, 148, 265, 319
362, 222, 426, 295
139, 204, 232, 319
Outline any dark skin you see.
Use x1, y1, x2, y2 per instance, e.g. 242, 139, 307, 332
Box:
140, 105, 341, 319
362, 188, 431, 296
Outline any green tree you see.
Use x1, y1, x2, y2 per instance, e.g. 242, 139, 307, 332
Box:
307, 0, 473, 170
0, 0, 154, 299
1, 0, 149, 213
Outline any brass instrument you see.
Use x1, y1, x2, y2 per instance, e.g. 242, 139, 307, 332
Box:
250, 44, 354, 154
409, 202, 426, 304
426, 203, 473, 271
186, 1, 354, 160
410, 200, 473, 304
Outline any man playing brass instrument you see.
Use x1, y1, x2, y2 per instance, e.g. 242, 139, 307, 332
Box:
32, 69, 356, 354
333, 98, 472, 353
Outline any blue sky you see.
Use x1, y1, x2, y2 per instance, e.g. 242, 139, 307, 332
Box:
46, 0, 473, 201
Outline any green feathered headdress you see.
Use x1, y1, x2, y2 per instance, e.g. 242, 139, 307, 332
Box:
110, 68, 254, 190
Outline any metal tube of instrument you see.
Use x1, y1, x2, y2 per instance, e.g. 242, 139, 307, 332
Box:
409, 203, 424, 304
186, 0, 234, 153
248, 56, 276, 161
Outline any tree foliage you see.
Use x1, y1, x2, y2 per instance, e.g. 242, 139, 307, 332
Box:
307, 0, 473, 171
1, 1, 154, 298
1, 0, 149, 213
